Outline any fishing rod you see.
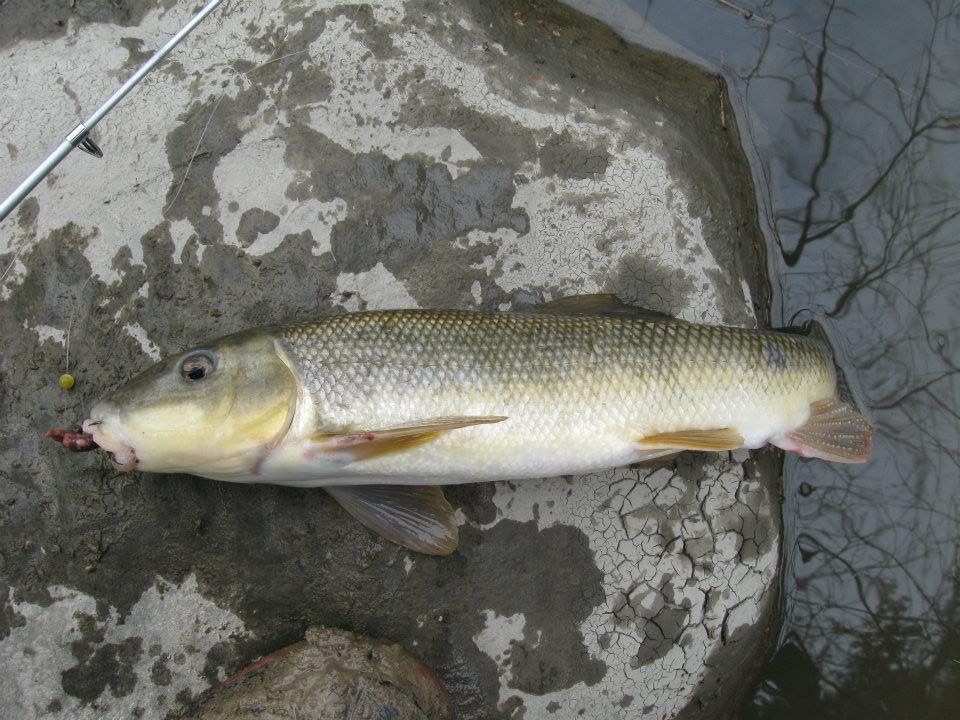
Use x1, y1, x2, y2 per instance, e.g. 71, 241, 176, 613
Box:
0, 0, 228, 223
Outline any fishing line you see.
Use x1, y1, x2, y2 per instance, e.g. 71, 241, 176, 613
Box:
0, 248, 22, 286
163, 46, 313, 217
163, 91, 228, 215
63, 273, 94, 375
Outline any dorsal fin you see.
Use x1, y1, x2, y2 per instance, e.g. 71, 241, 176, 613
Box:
527, 293, 677, 322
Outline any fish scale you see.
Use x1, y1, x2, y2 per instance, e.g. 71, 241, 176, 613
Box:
273, 309, 835, 483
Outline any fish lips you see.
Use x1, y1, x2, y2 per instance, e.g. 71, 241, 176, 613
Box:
82, 417, 138, 472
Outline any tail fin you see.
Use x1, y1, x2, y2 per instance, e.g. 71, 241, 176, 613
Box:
778, 398, 873, 463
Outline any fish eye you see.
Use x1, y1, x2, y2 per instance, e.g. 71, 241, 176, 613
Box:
179, 351, 216, 382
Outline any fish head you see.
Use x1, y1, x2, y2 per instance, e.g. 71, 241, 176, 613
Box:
83, 330, 299, 478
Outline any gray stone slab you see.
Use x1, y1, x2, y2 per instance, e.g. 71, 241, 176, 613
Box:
0, 1, 777, 718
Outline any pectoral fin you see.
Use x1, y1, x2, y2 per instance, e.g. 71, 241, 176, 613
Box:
778, 398, 873, 463
637, 428, 745, 452
326, 485, 458, 555
313, 416, 508, 462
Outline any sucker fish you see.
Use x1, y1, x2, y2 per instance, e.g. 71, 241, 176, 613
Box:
55, 294, 873, 555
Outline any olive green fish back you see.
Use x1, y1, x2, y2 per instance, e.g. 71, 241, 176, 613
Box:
275, 310, 834, 420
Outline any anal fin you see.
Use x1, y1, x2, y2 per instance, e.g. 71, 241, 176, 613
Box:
778, 398, 873, 463
326, 485, 458, 556
637, 428, 744, 452
634, 450, 682, 469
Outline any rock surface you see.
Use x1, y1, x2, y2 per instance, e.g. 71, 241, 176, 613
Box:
0, 1, 778, 718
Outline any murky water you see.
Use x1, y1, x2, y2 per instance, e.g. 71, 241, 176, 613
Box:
567, 0, 960, 715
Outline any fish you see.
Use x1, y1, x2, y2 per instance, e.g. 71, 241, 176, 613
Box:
58, 294, 872, 555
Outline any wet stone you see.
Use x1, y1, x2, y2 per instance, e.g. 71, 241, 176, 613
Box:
0, 1, 777, 719
235, 208, 280, 248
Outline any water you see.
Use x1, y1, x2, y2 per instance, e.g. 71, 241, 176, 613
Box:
565, 0, 960, 715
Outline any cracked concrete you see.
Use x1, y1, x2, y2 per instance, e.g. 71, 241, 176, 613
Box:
0, 1, 776, 718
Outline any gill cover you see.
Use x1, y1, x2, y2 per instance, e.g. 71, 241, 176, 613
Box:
89, 330, 299, 477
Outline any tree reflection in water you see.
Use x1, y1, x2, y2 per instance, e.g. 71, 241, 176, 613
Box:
761, 1, 960, 714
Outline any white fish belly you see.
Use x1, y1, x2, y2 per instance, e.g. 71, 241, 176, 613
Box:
256, 388, 805, 487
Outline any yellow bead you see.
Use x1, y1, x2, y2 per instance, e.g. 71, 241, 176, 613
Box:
59, 373, 75, 390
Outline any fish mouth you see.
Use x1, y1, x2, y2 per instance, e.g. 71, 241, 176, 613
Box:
82, 418, 138, 472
